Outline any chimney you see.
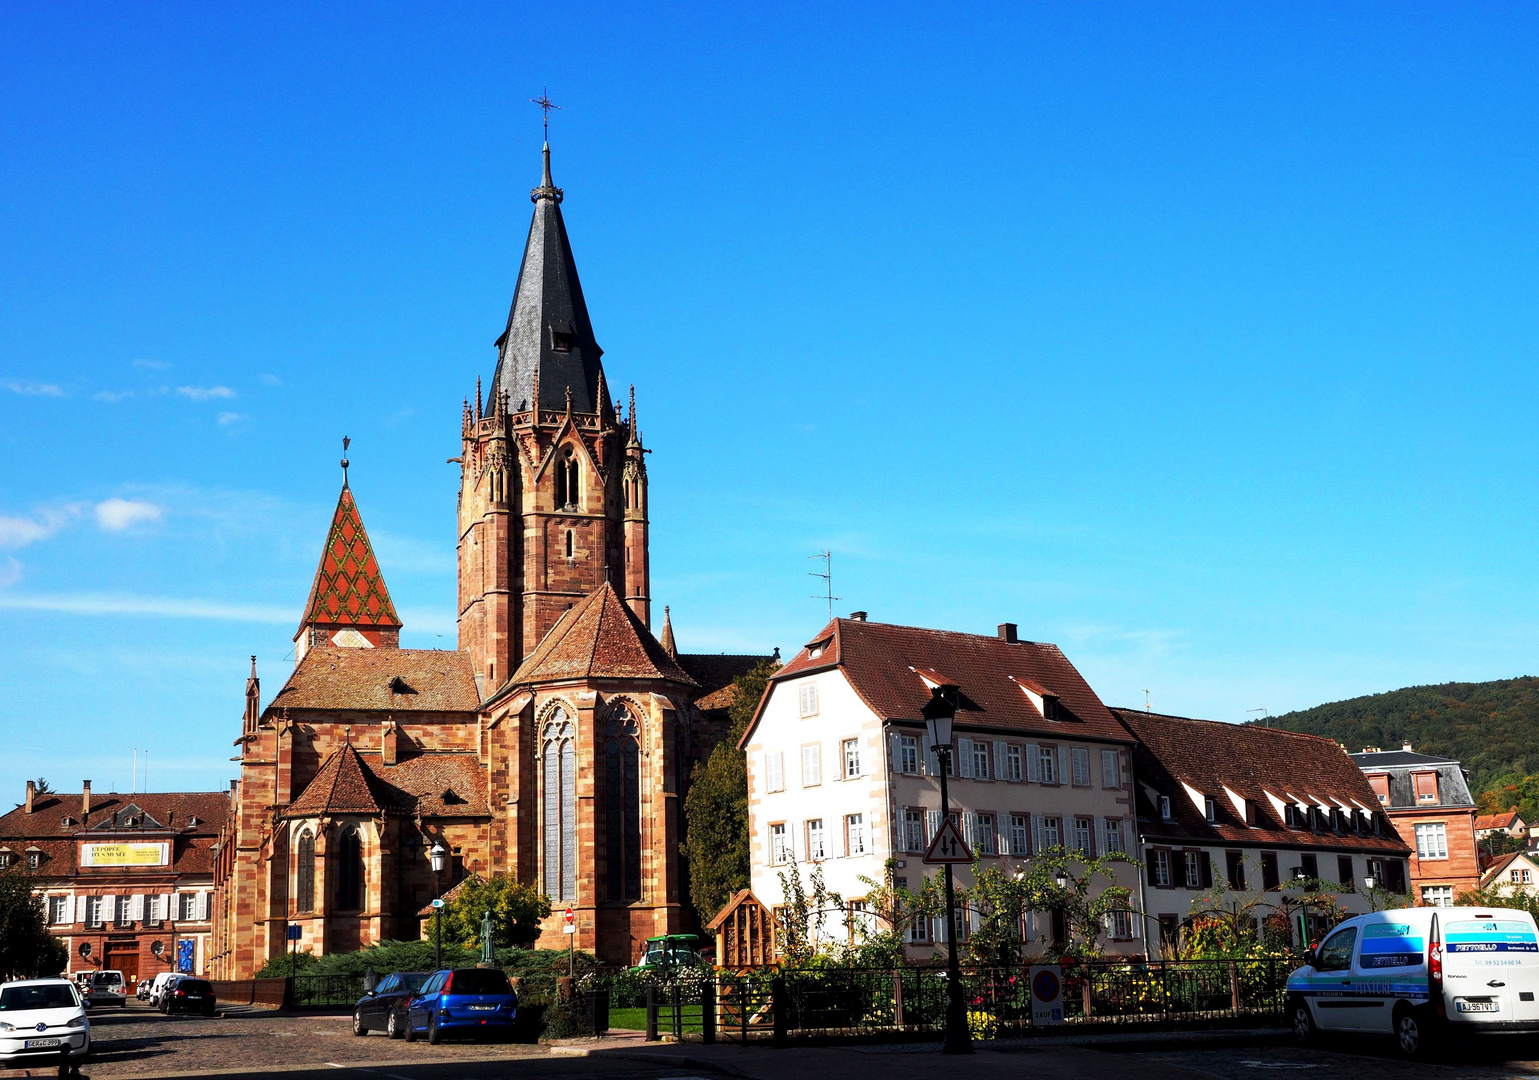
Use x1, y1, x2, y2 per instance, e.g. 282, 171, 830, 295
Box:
381, 717, 399, 767
997, 623, 1018, 643
81, 781, 91, 819
229, 780, 238, 793
849, 611, 868, 622
1402, 742, 1414, 753
25, 780, 35, 815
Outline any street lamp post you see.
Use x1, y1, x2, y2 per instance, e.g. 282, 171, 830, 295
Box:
923, 685, 971, 1055
430, 843, 448, 971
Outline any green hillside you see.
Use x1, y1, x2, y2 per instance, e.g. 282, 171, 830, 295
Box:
1258, 677, 1539, 804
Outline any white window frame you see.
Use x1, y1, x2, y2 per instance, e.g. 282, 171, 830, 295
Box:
902, 808, 925, 854
972, 742, 991, 780
807, 819, 827, 861
179, 892, 198, 921
1184, 850, 1202, 887
1005, 745, 1022, 782
975, 813, 996, 855
799, 683, 819, 718
49, 896, 69, 925
116, 895, 133, 925
846, 814, 867, 856
1414, 822, 1449, 860
1153, 849, 1172, 887
1009, 814, 1029, 856
899, 735, 919, 775
144, 895, 161, 923
1071, 747, 1090, 787
1160, 795, 1172, 820
1073, 817, 1093, 856
1421, 884, 1454, 907
770, 823, 790, 865
85, 896, 104, 926
1041, 815, 1061, 848
1039, 747, 1057, 785
1205, 797, 1216, 824
843, 738, 861, 779
1103, 817, 1124, 853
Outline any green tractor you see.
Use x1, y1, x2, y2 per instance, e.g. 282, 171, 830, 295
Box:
631, 933, 711, 972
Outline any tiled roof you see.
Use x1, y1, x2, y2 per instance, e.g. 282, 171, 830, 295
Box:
510, 582, 697, 687
1475, 808, 1524, 832
760, 619, 1130, 743
416, 872, 484, 916
285, 747, 490, 820
296, 483, 402, 638
678, 653, 774, 699
1349, 750, 1458, 767
0, 792, 228, 839
1114, 709, 1411, 854
285, 743, 408, 817
266, 647, 480, 715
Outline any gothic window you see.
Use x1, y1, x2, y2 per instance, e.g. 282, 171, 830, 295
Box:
565, 530, 574, 560
555, 449, 579, 509
542, 708, 577, 901
605, 706, 643, 902
335, 826, 364, 912
296, 829, 315, 913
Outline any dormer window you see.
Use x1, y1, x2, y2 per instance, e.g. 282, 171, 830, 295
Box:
1204, 797, 1216, 824
549, 327, 573, 352
1160, 795, 1172, 821
1042, 695, 1061, 721
1244, 799, 1258, 827
1413, 771, 1439, 804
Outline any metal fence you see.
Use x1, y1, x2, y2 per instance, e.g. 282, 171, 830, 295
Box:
287, 973, 366, 1009
643, 959, 1290, 1044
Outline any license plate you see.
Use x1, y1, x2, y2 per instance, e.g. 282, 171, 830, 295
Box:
24, 1038, 62, 1048
467, 1004, 497, 1011
185, 994, 203, 999
1457, 1000, 1499, 1013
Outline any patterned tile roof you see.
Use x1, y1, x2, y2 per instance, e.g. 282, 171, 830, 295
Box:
266, 647, 480, 715
754, 618, 1130, 744
510, 582, 697, 687
284, 746, 490, 820
0, 791, 228, 876
296, 482, 402, 638
678, 653, 774, 698
1114, 708, 1411, 854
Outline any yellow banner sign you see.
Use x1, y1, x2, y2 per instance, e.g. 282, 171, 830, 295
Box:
80, 841, 168, 867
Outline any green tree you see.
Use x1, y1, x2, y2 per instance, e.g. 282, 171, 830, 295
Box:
1454, 881, 1539, 920
437, 874, 550, 950
0, 867, 67, 980
772, 858, 845, 967
1003, 846, 1137, 961
32, 779, 52, 795
681, 660, 777, 924
851, 858, 941, 966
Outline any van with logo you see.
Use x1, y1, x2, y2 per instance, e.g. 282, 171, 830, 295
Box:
1287, 906, 1539, 1055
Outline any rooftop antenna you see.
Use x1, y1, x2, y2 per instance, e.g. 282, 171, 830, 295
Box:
1247, 706, 1269, 722
809, 550, 841, 620
1142, 690, 1152, 713
531, 88, 560, 140
341, 436, 351, 484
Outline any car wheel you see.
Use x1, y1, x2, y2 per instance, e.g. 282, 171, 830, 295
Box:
1394, 1004, 1432, 1058
403, 1014, 417, 1042
387, 1010, 401, 1039
428, 1013, 442, 1045
353, 1009, 368, 1036
1290, 998, 1315, 1045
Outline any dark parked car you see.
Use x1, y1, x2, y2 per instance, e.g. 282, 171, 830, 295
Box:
160, 979, 215, 1016
352, 972, 428, 1039
401, 968, 516, 1044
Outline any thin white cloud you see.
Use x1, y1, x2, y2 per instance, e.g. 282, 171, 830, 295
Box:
94, 499, 162, 532
259, 373, 283, 387
177, 386, 236, 401
217, 412, 246, 427
0, 506, 82, 549
2, 379, 65, 397
133, 359, 171, 371
94, 390, 135, 403
0, 557, 20, 587
0, 592, 292, 623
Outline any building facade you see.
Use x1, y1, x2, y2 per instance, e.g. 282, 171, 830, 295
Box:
740, 616, 1144, 958
1351, 747, 1480, 906
1117, 711, 1413, 956
1, 782, 226, 982
211, 144, 765, 978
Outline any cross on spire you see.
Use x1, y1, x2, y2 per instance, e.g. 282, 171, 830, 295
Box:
531, 89, 560, 140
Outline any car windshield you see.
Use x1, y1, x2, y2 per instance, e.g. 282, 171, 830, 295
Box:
0, 985, 77, 1011
642, 943, 665, 963
399, 973, 428, 992
448, 971, 511, 994
181, 981, 212, 993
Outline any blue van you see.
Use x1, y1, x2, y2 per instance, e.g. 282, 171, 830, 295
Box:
1287, 906, 1539, 1056
402, 968, 517, 1044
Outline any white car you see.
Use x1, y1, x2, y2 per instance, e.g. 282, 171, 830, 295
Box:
149, 971, 188, 1008
84, 970, 127, 1008
0, 978, 90, 1076
1288, 906, 1539, 1055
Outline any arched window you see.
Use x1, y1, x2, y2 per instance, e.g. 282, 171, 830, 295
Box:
565, 530, 574, 559
542, 708, 577, 901
605, 706, 642, 902
555, 448, 579, 509
296, 829, 315, 913
336, 826, 364, 912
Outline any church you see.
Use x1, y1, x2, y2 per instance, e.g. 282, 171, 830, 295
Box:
208, 143, 767, 978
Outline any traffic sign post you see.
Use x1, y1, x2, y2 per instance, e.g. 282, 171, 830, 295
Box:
923, 818, 972, 864
564, 907, 576, 976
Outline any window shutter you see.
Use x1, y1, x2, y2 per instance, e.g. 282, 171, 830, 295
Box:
962, 813, 977, 848
832, 819, 845, 859
890, 733, 902, 773
1057, 746, 1068, 786
100, 895, 115, 922
1032, 815, 1044, 856
957, 738, 973, 778
160, 893, 171, 921
129, 894, 144, 920
926, 810, 941, 845
997, 821, 1010, 856
63, 895, 76, 924
925, 746, 940, 776
1025, 744, 1041, 782
1146, 858, 1159, 886
1200, 852, 1213, 890
993, 741, 1009, 781
1095, 819, 1108, 857
1101, 749, 1118, 788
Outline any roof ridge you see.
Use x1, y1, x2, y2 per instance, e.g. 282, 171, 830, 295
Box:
1118, 708, 1348, 745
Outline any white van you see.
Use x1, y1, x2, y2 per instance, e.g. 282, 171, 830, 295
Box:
84, 971, 126, 1009
1287, 906, 1539, 1055
148, 973, 187, 1008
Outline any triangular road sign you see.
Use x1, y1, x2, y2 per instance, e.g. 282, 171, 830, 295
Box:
923, 817, 973, 864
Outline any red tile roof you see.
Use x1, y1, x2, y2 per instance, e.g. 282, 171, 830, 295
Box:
0, 791, 228, 876
266, 647, 480, 715
1114, 708, 1411, 854
284, 746, 490, 820
1475, 808, 1525, 832
285, 743, 406, 816
296, 482, 402, 638
510, 582, 697, 687
1479, 850, 1539, 888
754, 618, 1130, 743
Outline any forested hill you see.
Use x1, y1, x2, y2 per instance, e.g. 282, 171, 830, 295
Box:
1256, 677, 1539, 799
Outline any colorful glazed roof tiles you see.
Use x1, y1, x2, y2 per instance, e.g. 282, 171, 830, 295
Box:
296, 483, 402, 639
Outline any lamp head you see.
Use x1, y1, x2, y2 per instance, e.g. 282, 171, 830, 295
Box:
1054, 869, 1069, 890
1364, 876, 1375, 891
429, 842, 448, 872
921, 684, 959, 749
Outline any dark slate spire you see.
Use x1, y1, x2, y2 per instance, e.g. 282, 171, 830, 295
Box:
492, 142, 608, 415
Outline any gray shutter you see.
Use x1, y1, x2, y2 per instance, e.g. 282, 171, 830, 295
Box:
1057, 746, 1068, 786
1032, 816, 1045, 855
926, 810, 941, 845
962, 812, 976, 848
1095, 819, 1107, 858
925, 746, 940, 776
832, 817, 845, 859
958, 738, 974, 778
1101, 749, 1118, 788
993, 741, 1009, 781
890, 733, 903, 774
1025, 743, 1041, 782
200, 891, 211, 921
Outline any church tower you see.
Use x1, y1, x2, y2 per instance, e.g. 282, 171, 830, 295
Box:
458, 143, 650, 695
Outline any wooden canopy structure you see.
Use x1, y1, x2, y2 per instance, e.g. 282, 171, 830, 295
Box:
706, 889, 777, 971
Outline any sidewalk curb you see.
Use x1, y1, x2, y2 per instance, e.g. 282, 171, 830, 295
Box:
550, 1045, 754, 1077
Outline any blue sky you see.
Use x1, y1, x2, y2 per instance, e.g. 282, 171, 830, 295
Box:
4, 3, 1539, 798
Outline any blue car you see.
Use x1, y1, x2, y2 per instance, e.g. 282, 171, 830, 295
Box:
402, 968, 517, 1044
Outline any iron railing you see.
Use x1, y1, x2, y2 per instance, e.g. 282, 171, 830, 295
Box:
287, 973, 365, 1009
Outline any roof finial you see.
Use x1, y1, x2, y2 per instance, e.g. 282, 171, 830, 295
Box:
341, 436, 351, 486
475, 376, 482, 421
565, 384, 573, 416
628, 385, 636, 436
531, 88, 560, 142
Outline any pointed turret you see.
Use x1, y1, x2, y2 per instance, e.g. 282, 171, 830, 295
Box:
659, 606, 677, 658
492, 142, 609, 416
295, 473, 402, 661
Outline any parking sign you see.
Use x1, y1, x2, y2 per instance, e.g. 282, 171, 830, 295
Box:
1029, 964, 1063, 1025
